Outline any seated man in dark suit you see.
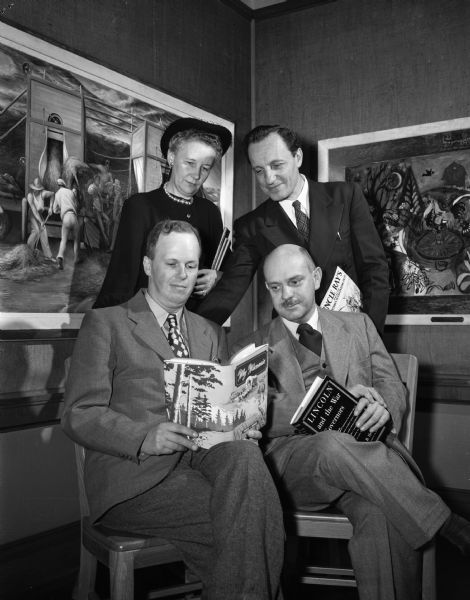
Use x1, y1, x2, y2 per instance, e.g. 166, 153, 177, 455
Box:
62, 220, 284, 600
197, 124, 389, 334
233, 243, 470, 600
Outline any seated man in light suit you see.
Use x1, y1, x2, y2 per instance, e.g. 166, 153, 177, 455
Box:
62, 220, 285, 600
233, 243, 470, 600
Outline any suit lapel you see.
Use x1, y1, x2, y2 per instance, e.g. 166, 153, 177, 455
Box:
318, 307, 350, 385
308, 181, 343, 267
127, 291, 174, 361
263, 200, 305, 247
268, 317, 307, 397
185, 309, 215, 361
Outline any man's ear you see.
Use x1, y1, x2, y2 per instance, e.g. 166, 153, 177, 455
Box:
295, 147, 303, 168
314, 266, 322, 290
143, 256, 151, 277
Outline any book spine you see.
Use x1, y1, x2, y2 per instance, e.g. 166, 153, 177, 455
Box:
211, 227, 230, 270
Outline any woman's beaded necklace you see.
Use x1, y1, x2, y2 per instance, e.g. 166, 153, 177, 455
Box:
163, 182, 194, 206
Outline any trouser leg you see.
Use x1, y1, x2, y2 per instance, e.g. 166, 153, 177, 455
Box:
102, 441, 284, 600
265, 432, 450, 549
72, 221, 80, 259
189, 441, 285, 600
336, 491, 422, 600
58, 222, 68, 259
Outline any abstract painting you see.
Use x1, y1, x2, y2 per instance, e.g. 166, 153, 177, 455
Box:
318, 119, 470, 324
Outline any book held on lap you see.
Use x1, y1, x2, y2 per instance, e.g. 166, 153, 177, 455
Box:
290, 375, 391, 443
164, 343, 268, 449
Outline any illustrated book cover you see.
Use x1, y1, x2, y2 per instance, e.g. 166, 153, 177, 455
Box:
290, 375, 391, 443
164, 343, 269, 449
320, 266, 362, 313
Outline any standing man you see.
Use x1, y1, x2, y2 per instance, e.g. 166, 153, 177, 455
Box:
233, 243, 470, 600
197, 124, 389, 333
53, 178, 80, 269
62, 220, 284, 600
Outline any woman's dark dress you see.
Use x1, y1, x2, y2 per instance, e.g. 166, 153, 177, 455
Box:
94, 186, 226, 309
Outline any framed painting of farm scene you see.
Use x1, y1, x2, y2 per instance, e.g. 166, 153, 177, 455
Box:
318, 118, 470, 325
0, 24, 234, 330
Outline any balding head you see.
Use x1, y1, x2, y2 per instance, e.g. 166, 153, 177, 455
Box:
264, 245, 315, 278
264, 244, 322, 324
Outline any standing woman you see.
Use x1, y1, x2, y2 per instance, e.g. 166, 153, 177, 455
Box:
94, 117, 232, 309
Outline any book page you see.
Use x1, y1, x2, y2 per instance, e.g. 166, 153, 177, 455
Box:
320, 266, 362, 312
290, 376, 324, 424
164, 344, 269, 449
229, 343, 256, 364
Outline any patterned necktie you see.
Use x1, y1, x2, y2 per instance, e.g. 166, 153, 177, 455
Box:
292, 199, 310, 242
297, 323, 323, 356
166, 313, 190, 358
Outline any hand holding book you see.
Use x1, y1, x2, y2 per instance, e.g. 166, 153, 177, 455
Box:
349, 383, 391, 435
290, 375, 392, 443
193, 228, 231, 297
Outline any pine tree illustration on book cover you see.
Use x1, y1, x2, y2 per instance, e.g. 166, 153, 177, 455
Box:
164, 344, 269, 449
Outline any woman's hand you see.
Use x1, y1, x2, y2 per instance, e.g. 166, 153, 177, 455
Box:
193, 268, 219, 297
348, 384, 390, 433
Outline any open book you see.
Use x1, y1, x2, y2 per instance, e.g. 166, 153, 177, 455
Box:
164, 343, 268, 449
320, 266, 362, 313
290, 375, 391, 443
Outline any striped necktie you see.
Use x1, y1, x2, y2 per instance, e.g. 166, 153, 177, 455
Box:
293, 199, 310, 242
166, 313, 190, 358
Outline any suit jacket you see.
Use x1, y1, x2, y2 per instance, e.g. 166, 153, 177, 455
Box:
197, 180, 389, 333
62, 290, 228, 522
233, 309, 405, 439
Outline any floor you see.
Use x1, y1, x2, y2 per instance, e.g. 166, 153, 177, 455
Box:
3, 535, 468, 600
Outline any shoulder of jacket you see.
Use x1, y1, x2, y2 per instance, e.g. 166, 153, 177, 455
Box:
187, 309, 222, 333
235, 198, 274, 226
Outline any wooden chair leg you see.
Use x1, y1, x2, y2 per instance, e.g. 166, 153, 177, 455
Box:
109, 551, 135, 600
73, 544, 97, 600
422, 541, 436, 600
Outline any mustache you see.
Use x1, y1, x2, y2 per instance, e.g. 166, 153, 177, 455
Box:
280, 298, 298, 309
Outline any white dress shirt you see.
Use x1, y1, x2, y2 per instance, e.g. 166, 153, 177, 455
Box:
279, 175, 309, 227
144, 290, 188, 340
281, 307, 320, 340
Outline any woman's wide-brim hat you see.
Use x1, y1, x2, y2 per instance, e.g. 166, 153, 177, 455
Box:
160, 117, 232, 159
29, 177, 44, 191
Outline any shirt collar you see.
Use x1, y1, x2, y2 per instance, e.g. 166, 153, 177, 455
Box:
144, 290, 184, 328
281, 306, 320, 339
279, 174, 309, 215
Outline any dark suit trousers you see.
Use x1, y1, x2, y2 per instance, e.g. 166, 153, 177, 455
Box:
263, 431, 450, 600
101, 440, 284, 600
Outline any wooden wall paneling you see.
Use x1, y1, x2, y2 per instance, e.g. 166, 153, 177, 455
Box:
0, 426, 80, 545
